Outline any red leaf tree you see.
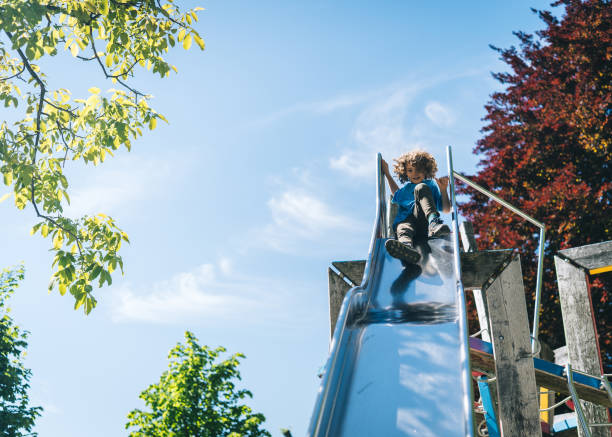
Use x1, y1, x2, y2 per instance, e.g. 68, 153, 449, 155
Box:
459, 0, 611, 369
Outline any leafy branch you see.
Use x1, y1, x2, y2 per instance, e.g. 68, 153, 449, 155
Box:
0, 0, 205, 313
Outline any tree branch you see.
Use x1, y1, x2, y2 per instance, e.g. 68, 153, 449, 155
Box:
0, 65, 25, 81
88, 26, 144, 96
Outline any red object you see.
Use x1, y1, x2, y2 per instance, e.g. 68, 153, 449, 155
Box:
458, 0, 612, 362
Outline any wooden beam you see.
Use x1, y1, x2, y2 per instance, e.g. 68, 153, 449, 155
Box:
328, 268, 351, 337
485, 255, 542, 437
459, 221, 492, 345
460, 250, 514, 289
332, 250, 514, 291
469, 348, 612, 408
459, 221, 478, 252
554, 255, 609, 437
331, 261, 366, 286
558, 240, 612, 271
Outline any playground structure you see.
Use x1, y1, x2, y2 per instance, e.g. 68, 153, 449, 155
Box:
308, 148, 612, 436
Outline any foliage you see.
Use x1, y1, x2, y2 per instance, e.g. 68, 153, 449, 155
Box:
0, 266, 42, 436
459, 0, 611, 368
125, 331, 271, 437
0, 1, 205, 313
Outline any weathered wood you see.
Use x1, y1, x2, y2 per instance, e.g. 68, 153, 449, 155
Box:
485, 255, 542, 437
558, 240, 612, 271
469, 348, 612, 409
330, 250, 512, 291
554, 255, 609, 437
328, 268, 351, 337
459, 221, 478, 252
460, 250, 514, 289
331, 261, 366, 286
459, 221, 492, 343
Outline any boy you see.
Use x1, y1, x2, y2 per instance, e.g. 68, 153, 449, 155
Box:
381, 150, 451, 264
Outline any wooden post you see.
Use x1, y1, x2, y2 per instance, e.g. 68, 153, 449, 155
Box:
328, 268, 351, 338
459, 221, 492, 343
485, 255, 542, 437
554, 253, 609, 437
328, 261, 366, 337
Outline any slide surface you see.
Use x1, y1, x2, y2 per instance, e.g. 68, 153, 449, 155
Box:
308, 154, 472, 436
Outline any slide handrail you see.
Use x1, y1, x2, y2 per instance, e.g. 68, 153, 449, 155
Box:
452, 168, 546, 352
308, 153, 389, 437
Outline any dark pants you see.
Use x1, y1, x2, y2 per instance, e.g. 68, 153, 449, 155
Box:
395, 183, 438, 245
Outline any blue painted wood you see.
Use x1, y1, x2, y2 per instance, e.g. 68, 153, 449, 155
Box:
470, 338, 602, 389
477, 376, 501, 437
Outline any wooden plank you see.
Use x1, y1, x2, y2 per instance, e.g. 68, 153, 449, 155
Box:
330, 251, 512, 291
459, 221, 478, 252
485, 255, 542, 437
460, 250, 514, 290
469, 348, 612, 408
331, 261, 365, 286
328, 268, 351, 337
459, 221, 492, 343
554, 256, 609, 437
558, 240, 612, 271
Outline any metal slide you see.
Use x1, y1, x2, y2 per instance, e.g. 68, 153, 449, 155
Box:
308, 151, 474, 437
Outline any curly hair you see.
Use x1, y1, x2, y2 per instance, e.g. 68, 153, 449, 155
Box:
393, 149, 438, 183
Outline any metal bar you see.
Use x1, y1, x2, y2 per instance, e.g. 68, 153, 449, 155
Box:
566, 363, 593, 437
453, 172, 544, 228
447, 146, 475, 436
539, 395, 572, 412
309, 154, 388, 436
377, 154, 388, 239
477, 376, 501, 437
600, 374, 612, 402
453, 170, 545, 353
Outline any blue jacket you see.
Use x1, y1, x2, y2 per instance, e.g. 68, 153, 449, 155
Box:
392, 179, 442, 228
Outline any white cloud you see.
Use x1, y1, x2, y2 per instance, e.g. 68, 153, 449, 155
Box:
111, 262, 292, 324
329, 72, 481, 180
255, 188, 366, 253
330, 87, 424, 179
268, 190, 349, 235
246, 89, 378, 127
424, 101, 455, 127
63, 155, 175, 217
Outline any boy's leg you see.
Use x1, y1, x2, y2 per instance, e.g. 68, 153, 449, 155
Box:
413, 183, 450, 238
385, 220, 421, 264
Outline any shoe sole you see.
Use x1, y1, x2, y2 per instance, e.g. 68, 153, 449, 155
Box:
385, 239, 421, 264
429, 224, 451, 238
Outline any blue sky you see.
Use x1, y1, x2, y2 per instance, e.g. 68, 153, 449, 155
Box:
1, 1, 554, 435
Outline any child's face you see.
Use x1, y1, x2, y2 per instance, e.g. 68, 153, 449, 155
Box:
405, 165, 425, 183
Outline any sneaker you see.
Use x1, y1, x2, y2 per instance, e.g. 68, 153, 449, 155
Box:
385, 239, 421, 264
428, 217, 450, 238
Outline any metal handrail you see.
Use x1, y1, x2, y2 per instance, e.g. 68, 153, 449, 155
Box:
452, 171, 546, 353
566, 364, 593, 437
308, 153, 390, 437
447, 146, 475, 436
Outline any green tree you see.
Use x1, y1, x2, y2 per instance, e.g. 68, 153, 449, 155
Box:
0, 1, 205, 313
0, 266, 42, 436
126, 331, 271, 437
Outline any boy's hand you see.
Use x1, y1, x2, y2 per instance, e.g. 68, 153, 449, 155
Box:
381, 158, 390, 175
436, 176, 449, 191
